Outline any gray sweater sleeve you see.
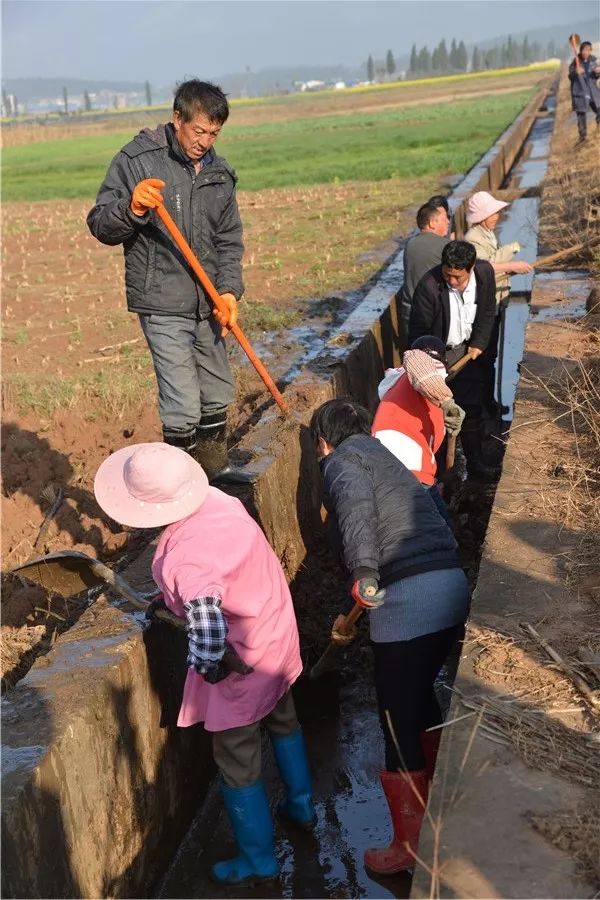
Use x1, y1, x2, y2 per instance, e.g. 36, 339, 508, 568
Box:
86, 151, 151, 246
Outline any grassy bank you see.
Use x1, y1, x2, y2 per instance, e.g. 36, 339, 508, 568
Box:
3, 89, 535, 202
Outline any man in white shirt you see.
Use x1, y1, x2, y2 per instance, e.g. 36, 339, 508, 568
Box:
408, 241, 498, 480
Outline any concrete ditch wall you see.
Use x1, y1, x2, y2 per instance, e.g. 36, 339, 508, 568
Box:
1, 77, 553, 899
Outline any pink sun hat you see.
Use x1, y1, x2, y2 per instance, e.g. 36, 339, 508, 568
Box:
94, 442, 209, 529
466, 191, 509, 225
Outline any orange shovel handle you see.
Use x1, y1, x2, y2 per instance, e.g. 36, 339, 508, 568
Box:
154, 203, 289, 414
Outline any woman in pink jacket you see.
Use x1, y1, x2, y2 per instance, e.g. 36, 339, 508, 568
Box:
94, 442, 314, 886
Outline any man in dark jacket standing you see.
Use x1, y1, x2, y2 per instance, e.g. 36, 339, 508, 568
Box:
87, 80, 248, 484
569, 40, 600, 145
409, 241, 497, 479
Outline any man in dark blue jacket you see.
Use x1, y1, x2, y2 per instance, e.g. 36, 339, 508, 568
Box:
310, 398, 470, 878
87, 80, 248, 484
569, 40, 600, 145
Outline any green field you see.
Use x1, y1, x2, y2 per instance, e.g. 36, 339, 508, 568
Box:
3, 89, 534, 202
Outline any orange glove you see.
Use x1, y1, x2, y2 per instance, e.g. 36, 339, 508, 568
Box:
213, 292, 238, 337
130, 178, 165, 217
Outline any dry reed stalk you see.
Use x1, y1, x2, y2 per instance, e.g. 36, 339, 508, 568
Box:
456, 690, 600, 787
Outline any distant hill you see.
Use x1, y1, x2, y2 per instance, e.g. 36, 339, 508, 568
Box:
1, 77, 149, 102
470, 17, 598, 53
2, 16, 596, 107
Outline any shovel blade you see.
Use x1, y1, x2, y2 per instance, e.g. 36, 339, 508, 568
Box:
11, 551, 105, 598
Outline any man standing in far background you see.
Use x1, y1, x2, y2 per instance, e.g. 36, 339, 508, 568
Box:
569, 39, 600, 145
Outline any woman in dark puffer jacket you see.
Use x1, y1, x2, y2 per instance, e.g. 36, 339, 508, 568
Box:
310, 398, 470, 876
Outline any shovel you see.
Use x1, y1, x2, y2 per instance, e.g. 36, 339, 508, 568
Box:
11, 551, 254, 675
11, 550, 184, 630
309, 602, 363, 680
154, 203, 288, 414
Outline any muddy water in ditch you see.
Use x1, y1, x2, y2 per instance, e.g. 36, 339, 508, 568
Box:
493, 100, 555, 419
156, 106, 557, 900
157, 672, 412, 900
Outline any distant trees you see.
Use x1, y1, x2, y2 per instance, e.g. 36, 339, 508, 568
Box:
62, 85, 68, 115
386, 49, 396, 77
145, 80, 152, 107
417, 45, 431, 72
408, 33, 554, 77
410, 43, 418, 73
83, 89, 92, 112
367, 53, 374, 81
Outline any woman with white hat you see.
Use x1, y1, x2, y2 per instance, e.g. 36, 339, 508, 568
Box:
464, 191, 533, 416
94, 442, 315, 886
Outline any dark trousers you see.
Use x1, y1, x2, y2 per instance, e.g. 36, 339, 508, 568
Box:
212, 691, 299, 788
373, 624, 463, 772
480, 311, 501, 414
447, 344, 486, 466
577, 101, 600, 138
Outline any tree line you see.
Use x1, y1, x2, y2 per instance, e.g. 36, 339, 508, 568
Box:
409, 35, 558, 76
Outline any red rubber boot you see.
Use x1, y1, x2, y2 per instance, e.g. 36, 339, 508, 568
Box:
421, 730, 441, 782
363, 769, 429, 875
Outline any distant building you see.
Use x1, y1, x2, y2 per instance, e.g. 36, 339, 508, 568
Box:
293, 79, 326, 92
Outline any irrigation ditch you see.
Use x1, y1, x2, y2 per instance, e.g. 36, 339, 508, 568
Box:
1, 76, 578, 899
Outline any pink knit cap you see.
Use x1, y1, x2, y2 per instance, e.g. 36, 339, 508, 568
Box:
94, 442, 209, 528
466, 191, 509, 225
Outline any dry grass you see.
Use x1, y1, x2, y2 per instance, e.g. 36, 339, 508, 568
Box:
469, 624, 585, 708
522, 352, 600, 596
538, 67, 600, 272
456, 689, 599, 787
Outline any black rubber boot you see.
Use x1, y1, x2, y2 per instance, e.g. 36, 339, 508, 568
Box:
162, 426, 198, 453
460, 425, 500, 482
194, 414, 253, 485
576, 113, 587, 145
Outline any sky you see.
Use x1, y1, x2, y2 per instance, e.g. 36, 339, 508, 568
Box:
2, 0, 598, 83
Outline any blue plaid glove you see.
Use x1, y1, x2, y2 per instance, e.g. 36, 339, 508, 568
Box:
184, 596, 228, 675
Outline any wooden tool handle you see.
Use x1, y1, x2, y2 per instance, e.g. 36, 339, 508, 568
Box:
535, 236, 600, 269
446, 353, 472, 382
338, 602, 364, 634
445, 434, 457, 470
155, 203, 288, 413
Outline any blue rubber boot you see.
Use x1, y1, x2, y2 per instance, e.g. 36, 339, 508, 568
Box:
271, 729, 317, 831
211, 780, 279, 885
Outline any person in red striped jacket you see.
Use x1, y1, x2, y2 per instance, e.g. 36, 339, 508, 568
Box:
372, 336, 464, 516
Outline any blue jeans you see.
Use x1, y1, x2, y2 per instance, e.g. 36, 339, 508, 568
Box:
139, 314, 235, 432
